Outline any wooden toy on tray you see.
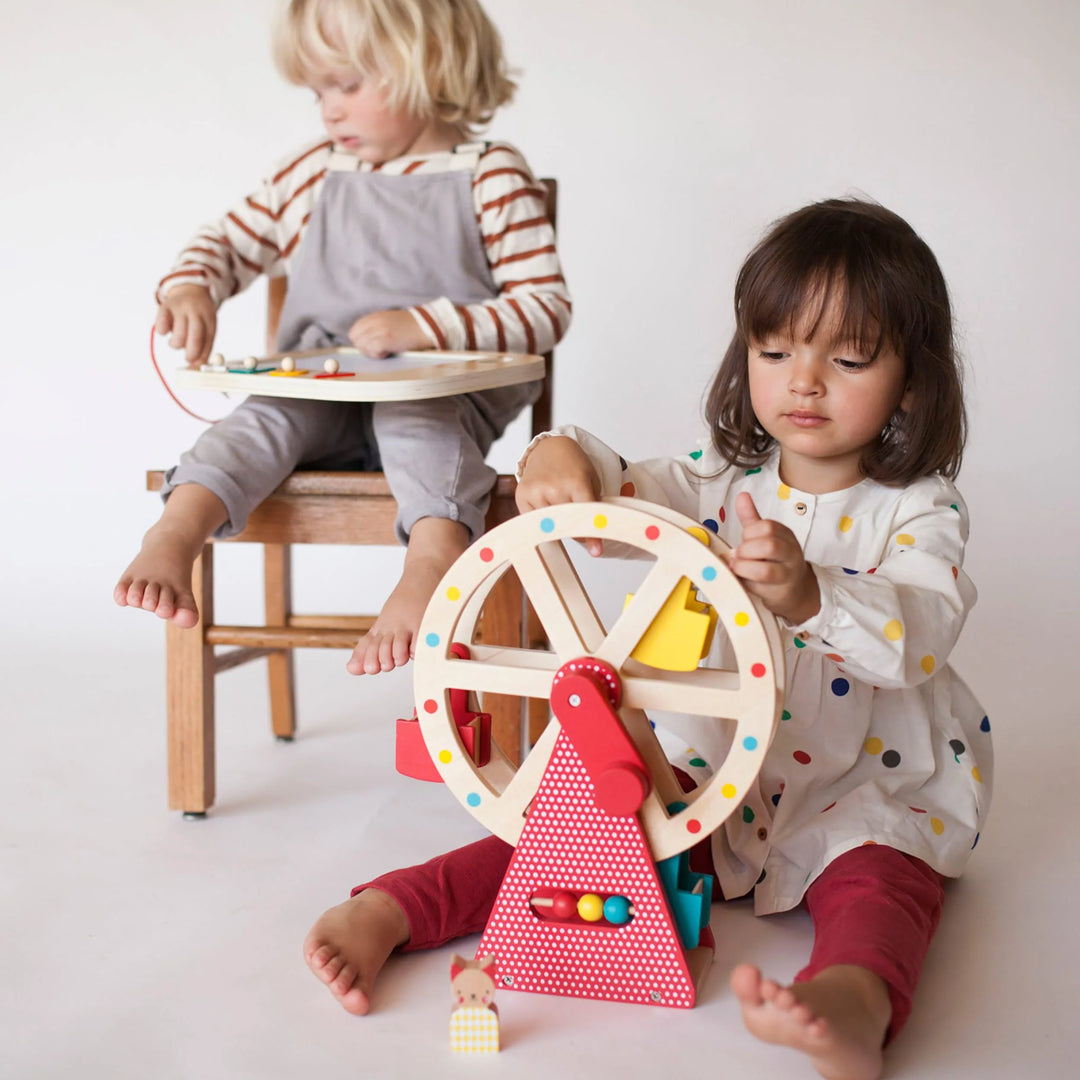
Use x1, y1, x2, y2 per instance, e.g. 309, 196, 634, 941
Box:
172, 346, 545, 402
405, 497, 786, 1009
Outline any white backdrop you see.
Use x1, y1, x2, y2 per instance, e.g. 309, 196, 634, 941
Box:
1, 1, 1079, 1072
0, 1, 1077, 824
3, 0, 1077, 731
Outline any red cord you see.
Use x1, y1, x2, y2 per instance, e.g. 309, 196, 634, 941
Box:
149, 324, 219, 424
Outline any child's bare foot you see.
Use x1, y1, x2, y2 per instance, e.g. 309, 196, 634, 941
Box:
347, 517, 470, 674
114, 486, 227, 628
114, 526, 203, 628
731, 963, 891, 1080
304, 888, 410, 1015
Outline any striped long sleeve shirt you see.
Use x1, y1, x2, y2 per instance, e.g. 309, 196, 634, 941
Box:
157, 139, 571, 355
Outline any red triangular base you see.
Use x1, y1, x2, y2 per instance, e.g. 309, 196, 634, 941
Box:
477, 732, 706, 1008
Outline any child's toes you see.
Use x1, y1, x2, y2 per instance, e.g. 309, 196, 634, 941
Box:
172, 600, 199, 629
124, 579, 147, 607
141, 582, 162, 613
730, 964, 764, 1006
339, 982, 372, 1016
319, 953, 346, 986
154, 586, 177, 619
331, 962, 359, 998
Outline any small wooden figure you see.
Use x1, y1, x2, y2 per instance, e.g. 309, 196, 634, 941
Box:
449, 954, 500, 1054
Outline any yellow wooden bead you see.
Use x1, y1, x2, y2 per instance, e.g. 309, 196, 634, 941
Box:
577, 893, 604, 922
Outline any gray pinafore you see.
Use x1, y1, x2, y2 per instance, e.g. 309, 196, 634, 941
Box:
163, 144, 540, 543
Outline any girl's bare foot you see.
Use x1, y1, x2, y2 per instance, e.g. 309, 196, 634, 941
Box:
731, 963, 891, 1080
303, 888, 410, 1015
347, 517, 470, 675
114, 485, 227, 628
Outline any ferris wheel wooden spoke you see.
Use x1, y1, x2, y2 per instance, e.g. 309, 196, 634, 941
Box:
619, 705, 689, 808
621, 666, 746, 719
591, 554, 691, 670
509, 541, 606, 657
443, 645, 560, 701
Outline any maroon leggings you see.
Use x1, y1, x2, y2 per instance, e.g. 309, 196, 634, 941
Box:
355, 835, 943, 1040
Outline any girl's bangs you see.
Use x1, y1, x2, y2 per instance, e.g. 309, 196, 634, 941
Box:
737, 255, 893, 361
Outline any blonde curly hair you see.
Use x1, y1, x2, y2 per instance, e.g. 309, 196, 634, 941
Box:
273, 0, 516, 132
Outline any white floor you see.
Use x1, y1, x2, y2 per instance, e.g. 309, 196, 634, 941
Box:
3, 632, 1077, 1080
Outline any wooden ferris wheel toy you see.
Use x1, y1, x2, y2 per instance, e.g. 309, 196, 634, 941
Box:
406, 496, 786, 1009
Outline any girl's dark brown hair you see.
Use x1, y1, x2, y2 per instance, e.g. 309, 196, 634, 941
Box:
705, 198, 966, 484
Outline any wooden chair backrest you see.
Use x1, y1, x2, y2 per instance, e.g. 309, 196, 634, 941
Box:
265, 178, 557, 441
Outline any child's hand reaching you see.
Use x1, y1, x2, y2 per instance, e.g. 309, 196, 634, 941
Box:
155, 284, 217, 367
516, 436, 604, 555
348, 310, 432, 358
730, 492, 821, 625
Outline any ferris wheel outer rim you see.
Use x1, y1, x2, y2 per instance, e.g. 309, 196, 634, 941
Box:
412, 497, 784, 861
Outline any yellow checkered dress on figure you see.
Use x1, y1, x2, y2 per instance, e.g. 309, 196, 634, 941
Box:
449, 1005, 500, 1053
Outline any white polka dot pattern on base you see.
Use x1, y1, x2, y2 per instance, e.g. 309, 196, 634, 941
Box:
477, 732, 698, 1007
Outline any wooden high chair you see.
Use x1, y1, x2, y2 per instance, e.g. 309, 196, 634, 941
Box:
147, 180, 557, 817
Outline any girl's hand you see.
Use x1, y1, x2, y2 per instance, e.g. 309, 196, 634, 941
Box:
348, 310, 431, 357
730, 492, 821, 624
155, 284, 216, 367
516, 436, 604, 555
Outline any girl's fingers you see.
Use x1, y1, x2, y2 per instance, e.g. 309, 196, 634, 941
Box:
155, 306, 173, 336
735, 491, 762, 526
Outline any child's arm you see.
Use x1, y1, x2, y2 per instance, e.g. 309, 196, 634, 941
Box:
516, 427, 723, 556
155, 139, 331, 364
516, 436, 603, 555
751, 479, 976, 689
407, 144, 572, 356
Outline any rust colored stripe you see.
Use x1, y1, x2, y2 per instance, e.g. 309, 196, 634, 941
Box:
535, 296, 563, 344
484, 215, 549, 247
245, 196, 273, 219
491, 244, 556, 269
403, 159, 426, 174
415, 306, 448, 349
456, 305, 477, 350
478, 142, 518, 161
271, 140, 333, 185
281, 213, 313, 258
501, 274, 565, 290
486, 306, 506, 352
180, 259, 222, 280
226, 212, 280, 254
474, 166, 532, 186
158, 268, 208, 288
553, 294, 573, 313
506, 297, 535, 354
276, 169, 325, 219
480, 187, 545, 215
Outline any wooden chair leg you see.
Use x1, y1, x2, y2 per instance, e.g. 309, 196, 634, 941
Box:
475, 566, 526, 765
167, 544, 216, 815
264, 543, 297, 740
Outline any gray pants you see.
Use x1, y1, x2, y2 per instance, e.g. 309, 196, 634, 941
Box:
161, 381, 539, 544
